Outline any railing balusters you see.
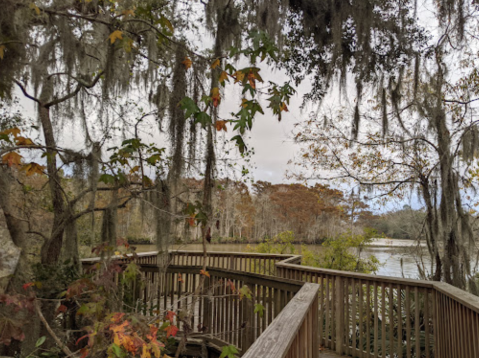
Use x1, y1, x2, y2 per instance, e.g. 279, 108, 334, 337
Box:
414, 287, 420, 358
373, 281, 379, 358
81, 250, 479, 358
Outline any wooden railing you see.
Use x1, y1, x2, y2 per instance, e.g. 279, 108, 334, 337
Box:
82, 249, 479, 358
168, 250, 301, 276
276, 256, 479, 358
143, 264, 304, 352
82, 253, 312, 355
242, 282, 319, 358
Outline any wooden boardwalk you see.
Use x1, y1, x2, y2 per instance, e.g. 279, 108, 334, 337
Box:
320, 350, 344, 357
83, 250, 479, 358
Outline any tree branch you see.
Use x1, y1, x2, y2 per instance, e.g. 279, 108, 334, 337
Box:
34, 300, 77, 358
72, 197, 134, 221
44, 71, 104, 108
13, 80, 42, 106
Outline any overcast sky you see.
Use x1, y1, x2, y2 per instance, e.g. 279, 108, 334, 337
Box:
11, 1, 444, 214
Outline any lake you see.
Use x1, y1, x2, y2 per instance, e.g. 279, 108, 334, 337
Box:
135, 238, 431, 279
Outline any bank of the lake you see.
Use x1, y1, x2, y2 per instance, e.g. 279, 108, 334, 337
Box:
134, 238, 430, 279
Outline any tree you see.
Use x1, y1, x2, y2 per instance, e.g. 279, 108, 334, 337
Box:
293, 2, 479, 290
0, 0, 298, 354
0, 0, 448, 353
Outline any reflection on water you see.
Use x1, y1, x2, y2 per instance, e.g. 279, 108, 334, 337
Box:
136, 242, 431, 279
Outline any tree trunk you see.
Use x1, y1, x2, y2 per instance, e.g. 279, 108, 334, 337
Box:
0, 167, 42, 356
39, 105, 66, 265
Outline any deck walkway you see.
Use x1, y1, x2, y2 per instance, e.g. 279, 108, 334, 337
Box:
321, 350, 344, 358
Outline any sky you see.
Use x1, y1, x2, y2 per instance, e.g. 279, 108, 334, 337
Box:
9, 1, 445, 214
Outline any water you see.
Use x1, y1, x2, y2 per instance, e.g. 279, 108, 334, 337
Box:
135, 240, 431, 279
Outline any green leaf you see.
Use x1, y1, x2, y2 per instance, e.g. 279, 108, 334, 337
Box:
220, 345, 239, 358
231, 135, 247, 154
239, 285, 252, 300
241, 83, 256, 97
159, 16, 174, 32
35, 336, 46, 347
146, 153, 162, 165
254, 303, 264, 317
110, 343, 122, 357
194, 111, 212, 128
99, 174, 116, 185
225, 63, 236, 74
0, 134, 11, 142
179, 97, 200, 119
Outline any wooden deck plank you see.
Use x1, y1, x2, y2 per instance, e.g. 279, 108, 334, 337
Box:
320, 349, 348, 357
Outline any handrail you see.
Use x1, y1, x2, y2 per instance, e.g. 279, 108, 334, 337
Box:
275, 253, 479, 358
81, 249, 479, 358
242, 283, 319, 358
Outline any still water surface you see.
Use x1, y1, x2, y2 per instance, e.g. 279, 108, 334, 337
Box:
136, 239, 429, 279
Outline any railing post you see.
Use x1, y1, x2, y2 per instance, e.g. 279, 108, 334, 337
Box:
335, 276, 344, 355
433, 289, 441, 358
313, 294, 319, 358
202, 275, 212, 335
242, 293, 255, 351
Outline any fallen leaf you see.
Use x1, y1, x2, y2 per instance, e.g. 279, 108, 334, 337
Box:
0, 45, 5, 60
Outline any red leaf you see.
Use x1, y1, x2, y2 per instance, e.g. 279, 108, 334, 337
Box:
247, 72, 256, 89
211, 87, 221, 107
22, 282, 34, 290
226, 279, 236, 293
57, 304, 67, 313
215, 120, 227, 132
165, 310, 176, 323
80, 347, 89, 358
164, 325, 178, 338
